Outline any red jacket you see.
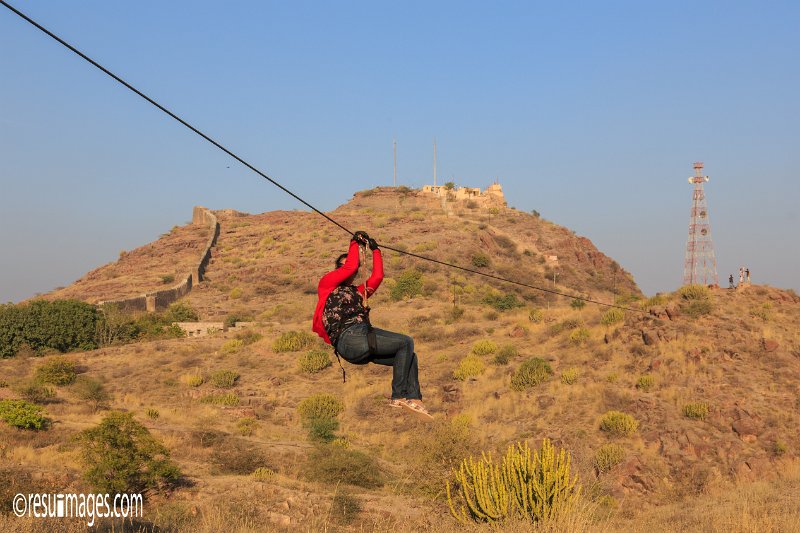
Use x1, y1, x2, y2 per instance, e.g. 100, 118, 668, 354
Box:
312, 240, 384, 345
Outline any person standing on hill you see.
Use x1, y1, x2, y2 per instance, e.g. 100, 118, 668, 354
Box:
312, 230, 431, 418
746, 268, 751, 284
729, 274, 734, 289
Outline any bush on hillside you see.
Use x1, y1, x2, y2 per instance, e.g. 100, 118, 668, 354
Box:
35, 357, 77, 385
510, 358, 553, 391
453, 356, 486, 381
568, 327, 590, 346
305, 445, 383, 488
79, 411, 181, 492
447, 439, 581, 523
601, 308, 625, 326
599, 411, 639, 436
683, 402, 709, 420
209, 370, 239, 388
560, 367, 580, 385
678, 285, 710, 300
390, 269, 424, 301
594, 444, 625, 474
72, 376, 111, 411
273, 331, 316, 352
0, 399, 49, 430
15, 381, 55, 404
297, 394, 344, 422
0, 300, 99, 357
163, 302, 198, 323
471, 253, 490, 268
298, 349, 332, 374
471, 340, 498, 356
636, 375, 655, 392
482, 292, 524, 312
493, 344, 518, 365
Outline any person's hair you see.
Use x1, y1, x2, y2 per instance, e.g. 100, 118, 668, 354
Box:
335, 253, 349, 269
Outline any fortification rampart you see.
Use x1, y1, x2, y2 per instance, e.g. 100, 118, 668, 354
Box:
99, 206, 219, 312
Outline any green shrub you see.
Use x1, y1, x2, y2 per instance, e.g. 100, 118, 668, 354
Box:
16, 381, 55, 404
209, 370, 239, 388
229, 287, 243, 299
601, 308, 625, 326
606, 372, 619, 383
548, 318, 581, 335
528, 308, 544, 323
447, 439, 581, 523
493, 345, 518, 365
0, 300, 99, 356
471, 253, 490, 268
636, 375, 655, 392
298, 349, 332, 373
446, 306, 465, 323
209, 438, 266, 475
471, 340, 498, 356
684, 299, 714, 318
390, 269, 424, 301
35, 357, 77, 385
163, 301, 198, 322
482, 292, 524, 311
682, 402, 709, 420
510, 358, 553, 391
72, 376, 110, 411
0, 399, 48, 430
678, 285, 710, 300
235, 330, 262, 345
251, 467, 275, 481
454, 356, 486, 381
643, 294, 668, 307
237, 417, 258, 436
298, 394, 344, 422
560, 367, 579, 385
160, 274, 175, 284
599, 411, 639, 436
273, 331, 316, 352
749, 304, 772, 321
79, 411, 180, 492
183, 374, 204, 387
570, 299, 586, 310
305, 445, 383, 488
568, 327, 590, 345
200, 393, 240, 406
594, 444, 625, 473
146, 408, 160, 420
224, 313, 254, 328
307, 416, 340, 443
774, 440, 788, 456
220, 338, 244, 354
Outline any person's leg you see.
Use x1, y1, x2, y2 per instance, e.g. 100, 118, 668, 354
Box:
370, 327, 421, 400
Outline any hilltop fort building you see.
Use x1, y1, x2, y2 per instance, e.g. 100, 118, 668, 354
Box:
421, 182, 506, 208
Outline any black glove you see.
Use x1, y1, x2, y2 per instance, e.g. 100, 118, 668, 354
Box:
368, 238, 379, 251
353, 230, 370, 246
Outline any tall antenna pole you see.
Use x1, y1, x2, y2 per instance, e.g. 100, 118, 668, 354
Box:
393, 139, 397, 187
433, 138, 437, 187
683, 162, 718, 287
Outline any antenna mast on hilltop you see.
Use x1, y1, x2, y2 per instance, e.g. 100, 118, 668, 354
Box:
393, 139, 397, 187
433, 138, 438, 187
683, 162, 718, 286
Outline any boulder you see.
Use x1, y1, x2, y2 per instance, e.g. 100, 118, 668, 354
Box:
762, 338, 779, 352
641, 329, 659, 346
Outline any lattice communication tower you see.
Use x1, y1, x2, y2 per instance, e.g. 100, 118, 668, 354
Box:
683, 162, 718, 286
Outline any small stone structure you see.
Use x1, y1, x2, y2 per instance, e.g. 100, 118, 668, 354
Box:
99, 206, 220, 313
176, 322, 225, 337
421, 182, 506, 207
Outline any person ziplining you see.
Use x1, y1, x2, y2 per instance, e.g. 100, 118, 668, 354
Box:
312, 231, 431, 418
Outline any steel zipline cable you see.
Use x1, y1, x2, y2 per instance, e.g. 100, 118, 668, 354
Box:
1, 1, 648, 315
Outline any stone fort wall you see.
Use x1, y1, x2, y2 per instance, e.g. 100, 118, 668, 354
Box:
99, 206, 219, 313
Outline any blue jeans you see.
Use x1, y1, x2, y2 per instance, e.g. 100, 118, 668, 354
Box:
336, 324, 422, 400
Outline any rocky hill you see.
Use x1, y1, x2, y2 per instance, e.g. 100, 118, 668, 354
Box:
2, 188, 799, 532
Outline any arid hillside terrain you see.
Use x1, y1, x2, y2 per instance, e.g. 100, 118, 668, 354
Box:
1, 188, 799, 532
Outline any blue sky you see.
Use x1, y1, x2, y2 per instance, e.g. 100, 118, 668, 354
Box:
1, 1, 798, 302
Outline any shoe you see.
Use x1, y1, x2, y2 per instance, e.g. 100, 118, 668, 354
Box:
402, 399, 433, 419
388, 398, 405, 408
